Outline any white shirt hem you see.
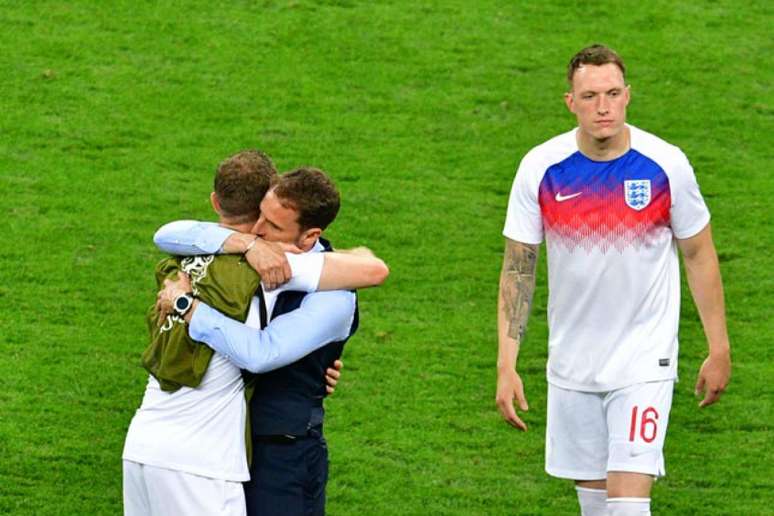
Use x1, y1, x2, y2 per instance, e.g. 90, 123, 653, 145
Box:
547, 371, 678, 393
121, 453, 250, 482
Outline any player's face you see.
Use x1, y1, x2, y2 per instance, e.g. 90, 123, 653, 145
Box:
565, 63, 630, 142
252, 189, 304, 246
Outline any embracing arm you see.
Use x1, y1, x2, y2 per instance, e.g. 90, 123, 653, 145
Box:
249, 244, 388, 291
495, 238, 539, 431
153, 221, 294, 288
155, 274, 354, 376
676, 224, 731, 407
154, 221, 234, 255
318, 250, 389, 291
188, 290, 356, 373
154, 220, 388, 290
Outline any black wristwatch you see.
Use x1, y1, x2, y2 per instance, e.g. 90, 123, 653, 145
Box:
173, 293, 195, 317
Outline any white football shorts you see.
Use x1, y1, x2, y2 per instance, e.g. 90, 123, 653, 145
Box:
545, 380, 674, 480
123, 460, 246, 516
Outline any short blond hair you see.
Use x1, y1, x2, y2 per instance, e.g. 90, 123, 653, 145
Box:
214, 150, 278, 221
567, 44, 626, 85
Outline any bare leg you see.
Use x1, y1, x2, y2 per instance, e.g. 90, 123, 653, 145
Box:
606, 472, 653, 498
575, 479, 606, 490
606, 472, 653, 515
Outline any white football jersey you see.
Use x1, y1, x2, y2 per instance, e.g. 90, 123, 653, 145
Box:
122, 251, 323, 480
503, 125, 710, 391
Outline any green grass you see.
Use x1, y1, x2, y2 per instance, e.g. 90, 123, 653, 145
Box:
1, 0, 772, 514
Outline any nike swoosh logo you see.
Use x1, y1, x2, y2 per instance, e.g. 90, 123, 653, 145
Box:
555, 192, 582, 202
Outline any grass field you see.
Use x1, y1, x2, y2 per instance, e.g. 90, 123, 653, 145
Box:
1, 1, 772, 514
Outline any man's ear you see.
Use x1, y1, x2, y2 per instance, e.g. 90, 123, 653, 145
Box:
210, 192, 223, 216
299, 227, 322, 251
564, 91, 575, 113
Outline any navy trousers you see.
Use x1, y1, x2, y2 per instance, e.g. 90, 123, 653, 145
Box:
244, 426, 328, 516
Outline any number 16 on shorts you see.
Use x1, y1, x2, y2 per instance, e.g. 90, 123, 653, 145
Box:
609, 382, 673, 478
629, 406, 659, 443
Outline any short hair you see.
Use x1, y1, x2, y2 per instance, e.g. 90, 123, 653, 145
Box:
272, 167, 340, 231
214, 150, 278, 221
567, 44, 626, 85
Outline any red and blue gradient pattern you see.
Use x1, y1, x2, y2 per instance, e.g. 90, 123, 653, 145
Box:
538, 150, 671, 253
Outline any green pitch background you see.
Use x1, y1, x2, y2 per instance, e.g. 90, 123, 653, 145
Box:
1, 1, 771, 514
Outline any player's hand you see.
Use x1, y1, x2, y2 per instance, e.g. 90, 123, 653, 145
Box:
245, 239, 300, 290
695, 350, 731, 408
155, 272, 192, 324
496, 368, 529, 431
325, 360, 343, 395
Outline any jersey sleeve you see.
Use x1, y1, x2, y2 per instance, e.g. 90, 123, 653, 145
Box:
281, 252, 324, 292
668, 152, 711, 239
503, 153, 544, 244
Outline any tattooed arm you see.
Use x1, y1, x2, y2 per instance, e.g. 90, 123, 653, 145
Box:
495, 238, 539, 431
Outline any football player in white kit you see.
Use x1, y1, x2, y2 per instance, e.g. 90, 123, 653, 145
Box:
496, 45, 731, 515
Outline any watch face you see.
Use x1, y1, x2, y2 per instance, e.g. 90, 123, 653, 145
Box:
175, 295, 191, 312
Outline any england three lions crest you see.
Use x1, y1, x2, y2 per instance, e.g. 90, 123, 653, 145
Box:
624, 180, 651, 211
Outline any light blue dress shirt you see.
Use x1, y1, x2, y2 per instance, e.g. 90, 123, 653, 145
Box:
154, 220, 234, 255
154, 220, 356, 373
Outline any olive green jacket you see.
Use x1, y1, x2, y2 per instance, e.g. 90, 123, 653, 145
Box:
143, 254, 261, 392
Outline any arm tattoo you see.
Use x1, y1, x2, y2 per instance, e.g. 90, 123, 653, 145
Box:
500, 241, 538, 342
